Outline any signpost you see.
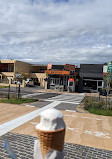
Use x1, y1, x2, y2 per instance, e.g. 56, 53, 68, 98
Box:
106, 62, 112, 80
107, 62, 112, 73
105, 62, 112, 106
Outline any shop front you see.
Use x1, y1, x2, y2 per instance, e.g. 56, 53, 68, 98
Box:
45, 64, 78, 92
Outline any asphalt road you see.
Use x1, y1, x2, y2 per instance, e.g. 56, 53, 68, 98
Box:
23, 93, 85, 111
0, 86, 85, 111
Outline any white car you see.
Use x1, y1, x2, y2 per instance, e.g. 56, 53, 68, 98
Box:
25, 79, 34, 86
13, 81, 21, 85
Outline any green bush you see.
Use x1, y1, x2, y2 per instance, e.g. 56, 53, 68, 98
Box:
84, 97, 112, 116
84, 97, 111, 109
88, 108, 112, 116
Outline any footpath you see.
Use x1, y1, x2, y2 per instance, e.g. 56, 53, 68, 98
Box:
0, 100, 112, 158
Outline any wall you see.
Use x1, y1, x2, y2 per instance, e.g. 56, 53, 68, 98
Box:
14, 61, 31, 75
30, 73, 46, 87
30, 66, 41, 73
30, 65, 47, 73
1, 72, 14, 77
1, 60, 15, 64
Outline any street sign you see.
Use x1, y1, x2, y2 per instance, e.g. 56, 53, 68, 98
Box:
107, 62, 112, 73
47, 63, 52, 70
16, 73, 21, 78
68, 78, 74, 82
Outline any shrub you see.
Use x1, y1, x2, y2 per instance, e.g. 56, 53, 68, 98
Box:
84, 97, 107, 110
84, 96, 112, 116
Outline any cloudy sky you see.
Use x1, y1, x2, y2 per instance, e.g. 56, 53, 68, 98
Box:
0, 0, 112, 65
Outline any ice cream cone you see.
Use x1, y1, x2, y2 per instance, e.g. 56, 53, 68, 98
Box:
36, 128, 65, 158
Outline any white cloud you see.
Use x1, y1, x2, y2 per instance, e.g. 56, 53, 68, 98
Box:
0, 0, 112, 64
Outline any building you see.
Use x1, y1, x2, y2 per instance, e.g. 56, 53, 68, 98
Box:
1, 60, 109, 92
45, 64, 78, 92
78, 64, 104, 92
0, 60, 47, 87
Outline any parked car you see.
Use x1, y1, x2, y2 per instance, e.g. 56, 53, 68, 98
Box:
25, 79, 34, 87
13, 81, 21, 85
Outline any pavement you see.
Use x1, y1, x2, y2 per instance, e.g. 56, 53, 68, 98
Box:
0, 92, 112, 158
0, 132, 112, 159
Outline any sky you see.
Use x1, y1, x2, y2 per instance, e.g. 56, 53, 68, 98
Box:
0, 0, 112, 65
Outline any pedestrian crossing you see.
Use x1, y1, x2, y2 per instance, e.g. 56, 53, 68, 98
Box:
22, 92, 46, 98
45, 93, 85, 104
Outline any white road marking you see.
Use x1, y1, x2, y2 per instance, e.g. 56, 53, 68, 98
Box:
67, 127, 111, 139
67, 127, 79, 132
65, 110, 76, 112
64, 114, 77, 118
46, 93, 85, 104
0, 101, 61, 137
25, 105, 36, 107
44, 99, 80, 104
64, 114, 102, 121
30, 122, 39, 125
84, 130, 110, 139
22, 92, 45, 98
81, 117, 102, 121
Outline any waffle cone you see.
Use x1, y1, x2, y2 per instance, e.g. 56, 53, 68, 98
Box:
36, 128, 65, 158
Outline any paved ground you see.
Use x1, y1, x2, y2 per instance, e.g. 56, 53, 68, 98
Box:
23, 93, 85, 111
55, 103, 77, 111
23, 101, 51, 108
0, 132, 112, 159
9, 110, 112, 151
22, 92, 61, 99
0, 92, 112, 158
45, 93, 85, 104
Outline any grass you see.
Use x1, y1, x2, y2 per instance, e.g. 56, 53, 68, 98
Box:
88, 108, 112, 116
84, 96, 112, 116
0, 86, 8, 88
0, 98, 38, 104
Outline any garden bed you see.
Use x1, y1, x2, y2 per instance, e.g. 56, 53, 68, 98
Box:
0, 98, 38, 104
84, 96, 112, 116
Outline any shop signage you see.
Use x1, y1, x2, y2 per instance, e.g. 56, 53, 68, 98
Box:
47, 63, 52, 70
65, 64, 75, 71
45, 70, 70, 75
69, 78, 74, 82
16, 73, 21, 78
107, 62, 112, 73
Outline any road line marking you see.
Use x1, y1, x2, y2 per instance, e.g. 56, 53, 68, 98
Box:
0, 101, 61, 137
25, 105, 36, 107
22, 92, 46, 98
65, 110, 76, 112
44, 99, 80, 104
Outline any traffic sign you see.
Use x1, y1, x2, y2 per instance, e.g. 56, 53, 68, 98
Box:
16, 73, 21, 78
107, 62, 112, 73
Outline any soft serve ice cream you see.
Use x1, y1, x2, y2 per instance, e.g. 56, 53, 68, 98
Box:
36, 108, 66, 131
35, 108, 66, 158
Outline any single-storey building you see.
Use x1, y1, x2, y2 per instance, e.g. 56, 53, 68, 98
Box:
78, 64, 104, 92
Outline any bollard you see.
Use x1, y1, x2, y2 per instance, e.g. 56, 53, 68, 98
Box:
18, 84, 20, 99
8, 84, 10, 100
